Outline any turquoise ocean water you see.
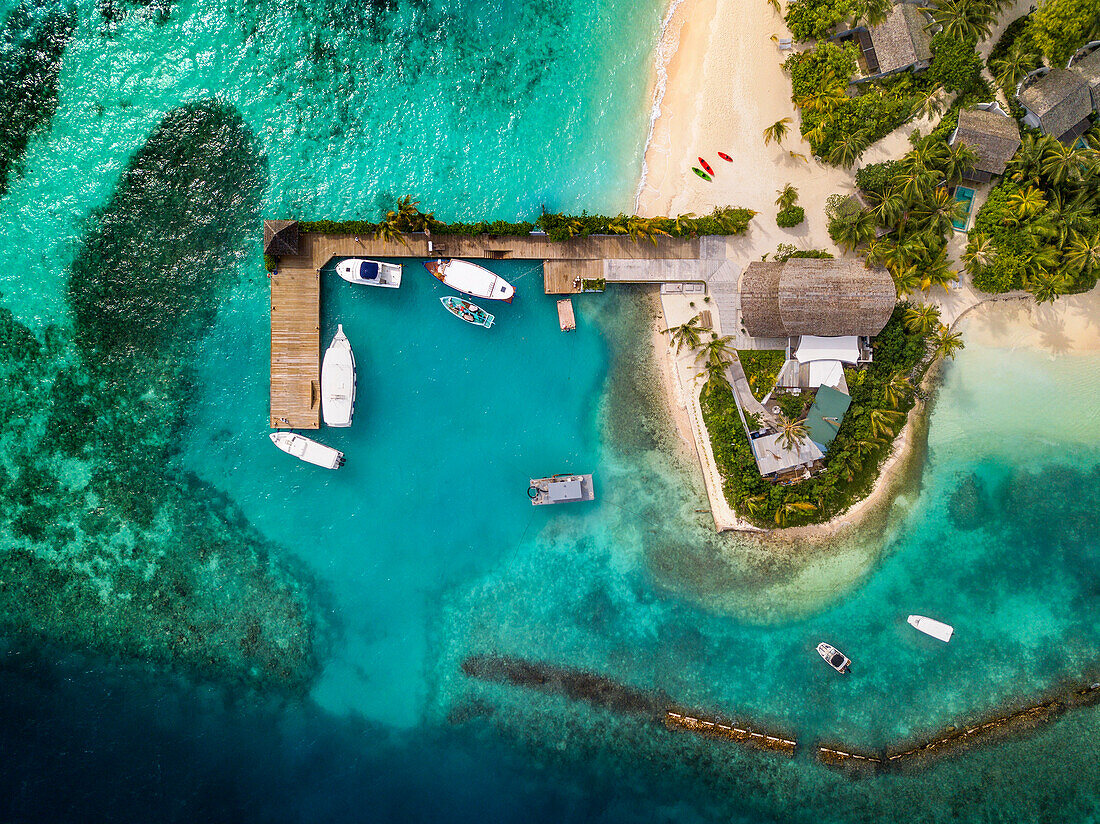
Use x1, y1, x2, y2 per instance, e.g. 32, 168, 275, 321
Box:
0, 0, 1098, 821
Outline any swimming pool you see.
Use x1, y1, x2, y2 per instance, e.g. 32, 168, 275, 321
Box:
953, 186, 975, 231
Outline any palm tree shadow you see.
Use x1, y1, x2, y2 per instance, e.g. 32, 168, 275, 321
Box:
1033, 305, 1072, 354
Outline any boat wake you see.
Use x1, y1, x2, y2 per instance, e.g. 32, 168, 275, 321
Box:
633, 0, 689, 214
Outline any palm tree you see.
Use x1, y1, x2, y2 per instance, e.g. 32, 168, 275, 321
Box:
788, 150, 809, 164
763, 117, 793, 147
832, 449, 862, 481
1041, 142, 1084, 187
896, 167, 936, 204
962, 232, 997, 275
909, 85, 946, 121
695, 334, 736, 369
891, 263, 923, 297
766, 0, 782, 12
832, 208, 877, 251
1026, 270, 1069, 304
868, 408, 905, 438
375, 214, 409, 247
778, 414, 809, 451
665, 314, 703, 354
916, 186, 965, 236
922, 0, 994, 41
741, 493, 767, 517
942, 143, 979, 185
860, 0, 892, 25
904, 303, 940, 334
932, 325, 965, 360
1065, 232, 1100, 277
699, 358, 732, 398
1007, 134, 1048, 185
776, 183, 799, 211
883, 372, 912, 408
1004, 185, 1047, 225
865, 186, 907, 229
827, 131, 871, 168
672, 212, 697, 237
991, 41, 1039, 94
775, 497, 816, 527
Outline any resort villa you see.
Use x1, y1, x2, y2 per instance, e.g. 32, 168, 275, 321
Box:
736, 260, 895, 482
1017, 47, 1100, 143
949, 105, 1022, 184
835, 1, 935, 83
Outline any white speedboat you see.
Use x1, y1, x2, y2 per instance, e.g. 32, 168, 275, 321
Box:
322, 325, 356, 428
816, 642, 851, 674
269, 432, 345, 469
336, 258, 402, 288
423, 259, 515, 301
907, 615, 954, 643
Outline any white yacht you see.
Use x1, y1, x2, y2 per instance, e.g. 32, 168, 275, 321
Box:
907, 615, 954, 643
423, 259, 515, 301
269, 432, 345, 469
816, 642, 851, 674
322, 325, 356, 428
336, 258, 402, 288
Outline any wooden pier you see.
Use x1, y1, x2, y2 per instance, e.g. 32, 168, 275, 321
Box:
265, 222, 731, 429
557, 299, 576, 331
269, 266, 320, 429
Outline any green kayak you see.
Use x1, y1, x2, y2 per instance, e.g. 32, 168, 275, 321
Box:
692, 166, 712, 182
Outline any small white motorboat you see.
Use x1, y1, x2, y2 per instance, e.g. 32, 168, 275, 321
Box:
816, 642, 851, 674
907, 615, 954, 643
335, 258, 402, 288
423, 259, 515, 301
322, 324, 356, 428
269, 432, 345, 469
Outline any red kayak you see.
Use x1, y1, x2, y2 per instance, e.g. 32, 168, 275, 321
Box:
698, 157, 715, 176
718, 152, 733, 162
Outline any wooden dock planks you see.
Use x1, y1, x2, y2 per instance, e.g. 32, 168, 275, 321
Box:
557, 299, 576, 331
270, 267, 321, 429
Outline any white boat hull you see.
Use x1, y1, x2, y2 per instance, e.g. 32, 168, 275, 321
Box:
322, 325, 356, 427
907, 615, 954, 642
269, 432, 344, 470
336, 258, 402, 288
424, 259, 515, 301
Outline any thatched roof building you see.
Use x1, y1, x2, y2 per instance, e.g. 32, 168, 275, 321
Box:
866, 3, 933, 77
1069, 47, 1100, 111
739, 259, 896, 339
264, 220, 300, 256
1018, 70, 1093, 142
950, 107, 1022, 182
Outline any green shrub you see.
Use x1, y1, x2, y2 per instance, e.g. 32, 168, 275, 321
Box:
927, 33, 983, 94
737, 350, 786, 401
855, 161, 899, 195
776, 206, 806, 227
774, 244, 834, 261
263, 254, 276, 272
1028, 0, 1100, 68
973, 253, 1025, 293
784, 0, 860, 41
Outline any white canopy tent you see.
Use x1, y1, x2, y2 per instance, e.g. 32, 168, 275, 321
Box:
794, 335, 861, 364
807, 360, 845, 389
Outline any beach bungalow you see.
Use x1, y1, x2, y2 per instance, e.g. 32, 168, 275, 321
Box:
835, 2, 935, 83
750, 432, 825, 483
1017, 69, 1094, 143
739, 259, 896, 340
1068, 45, 1100, 112
949, 105, 1022, 184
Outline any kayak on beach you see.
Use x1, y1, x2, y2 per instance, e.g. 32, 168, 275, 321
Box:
698, 157, 715, 175
692, 167, 712, 181
718, 151, 733, 162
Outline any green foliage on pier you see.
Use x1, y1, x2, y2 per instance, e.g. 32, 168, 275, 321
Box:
294, 201, 755, 248
0, 99, 323, 692
701, 306, 934, 528
0, 0, 76, 198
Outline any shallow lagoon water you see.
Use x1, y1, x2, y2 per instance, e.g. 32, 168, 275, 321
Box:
0, 0, 1098, 820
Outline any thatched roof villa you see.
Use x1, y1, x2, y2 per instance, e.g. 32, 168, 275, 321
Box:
1018, 69, 1094, 143
949, 105, 1022, 183
865, 3, 934, 78
1069, 46, 1100, 111
739, 259, 896, 339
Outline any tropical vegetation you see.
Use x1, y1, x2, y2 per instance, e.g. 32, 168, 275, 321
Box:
737, 349, 786, 401
294, 202, 756, 247
699, 305, 942, 528
965, 128, 1100, 299
1027, 0, 1100, 68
